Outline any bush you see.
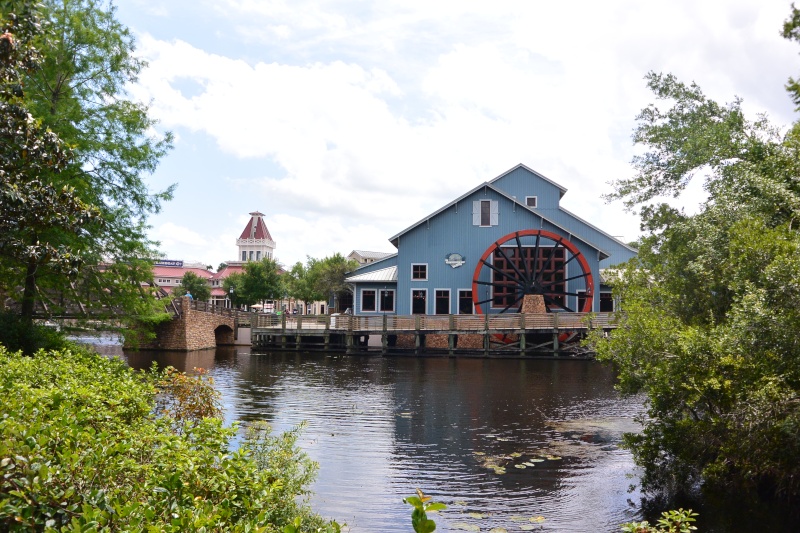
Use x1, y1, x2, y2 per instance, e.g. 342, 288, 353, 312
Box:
0, 345, 339, 532
0, 311, 67, 354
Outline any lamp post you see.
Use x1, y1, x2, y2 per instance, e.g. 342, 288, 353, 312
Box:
229, 286, 234, 309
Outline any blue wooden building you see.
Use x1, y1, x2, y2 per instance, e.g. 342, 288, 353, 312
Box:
345, 164, 636, 316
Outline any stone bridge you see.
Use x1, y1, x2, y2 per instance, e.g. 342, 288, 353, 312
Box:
135, 296, 237, 351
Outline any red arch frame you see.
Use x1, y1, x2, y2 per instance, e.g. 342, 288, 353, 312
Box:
470, 229, 594, 314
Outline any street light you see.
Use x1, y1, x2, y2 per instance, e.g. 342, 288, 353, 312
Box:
229, 286, 234, 309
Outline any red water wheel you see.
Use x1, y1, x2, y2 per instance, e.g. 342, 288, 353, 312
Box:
471, 230, 594, 314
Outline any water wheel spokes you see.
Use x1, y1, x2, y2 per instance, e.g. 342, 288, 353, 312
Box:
471, 229, 594, 315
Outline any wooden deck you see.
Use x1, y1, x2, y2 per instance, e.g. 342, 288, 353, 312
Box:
250, 312, 617, 356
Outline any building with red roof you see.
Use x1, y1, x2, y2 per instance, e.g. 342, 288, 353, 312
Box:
153, 211, 277, 307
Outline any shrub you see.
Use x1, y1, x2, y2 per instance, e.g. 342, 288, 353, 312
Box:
0, 345, 338, 532
0, 311, 67, 354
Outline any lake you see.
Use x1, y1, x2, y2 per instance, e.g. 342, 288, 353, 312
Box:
102, 342, 646, 532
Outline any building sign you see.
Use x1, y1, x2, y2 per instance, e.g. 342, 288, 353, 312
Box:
445, 253, 466, 268
155, 259, 184, 267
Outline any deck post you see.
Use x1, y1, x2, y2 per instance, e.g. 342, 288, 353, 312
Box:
295, 315, 303, 351
484, 313, 490, 356
520, 313, 526, 355
448, 314, 455, 356
414, 315, 421, 355
382, 314, 388, 355
324, 314, 330, 351
552, 312, 559, 356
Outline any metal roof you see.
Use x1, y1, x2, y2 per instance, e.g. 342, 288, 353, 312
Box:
350, 250, 394, 260
345, 265, 398, 283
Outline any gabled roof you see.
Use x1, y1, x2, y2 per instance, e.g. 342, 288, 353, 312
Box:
387, 181, 609, 260
345, 265, 398, 283
489, 163, 567, 199
239, 211, 274, 241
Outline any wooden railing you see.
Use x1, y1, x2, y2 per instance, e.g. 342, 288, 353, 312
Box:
249, 312, 618, 332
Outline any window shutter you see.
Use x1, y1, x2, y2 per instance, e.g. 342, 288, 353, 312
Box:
472, 201, 481, 225
489, 200, 499, 225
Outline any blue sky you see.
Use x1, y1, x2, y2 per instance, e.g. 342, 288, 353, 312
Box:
115, 0, 798, 269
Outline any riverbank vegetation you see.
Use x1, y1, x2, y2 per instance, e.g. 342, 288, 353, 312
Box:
593, 6, 800, 506
0, 343, 341, 532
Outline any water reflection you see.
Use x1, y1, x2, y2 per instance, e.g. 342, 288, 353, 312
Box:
114, 346, 645, 532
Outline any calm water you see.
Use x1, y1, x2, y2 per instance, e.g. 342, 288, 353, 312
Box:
107, 343, 646, 532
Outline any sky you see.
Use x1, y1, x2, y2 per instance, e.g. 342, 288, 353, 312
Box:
115, 0, 799, 270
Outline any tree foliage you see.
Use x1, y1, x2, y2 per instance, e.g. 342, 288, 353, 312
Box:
242, 257, 283, 305
286, 259, 324, 309
174, 271, 211, 302
595, 63, 800, 502
308, 253, 358, 305
0, 0, 173, 325
0, 1, 102, 320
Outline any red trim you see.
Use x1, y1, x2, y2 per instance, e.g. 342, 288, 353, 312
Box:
471, 229, 594, 315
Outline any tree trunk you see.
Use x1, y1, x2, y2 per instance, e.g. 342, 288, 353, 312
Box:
20, 257, 38, 322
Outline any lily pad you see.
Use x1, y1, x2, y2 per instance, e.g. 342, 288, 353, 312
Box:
473, 451, 486, 456
491, 466, 506, 474
467, 512, 487, 519
451, 523, 481, 531
453, 500, 467, 506
523, 462, 536, 467
514, 464, 527, 469
545, 455, 562, 460
509, 452, 522, 458
489, 528, 508, 533
530, 516, 546, 523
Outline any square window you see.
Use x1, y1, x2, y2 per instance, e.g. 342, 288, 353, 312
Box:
525, 196, 538, 208
412, 264, 427, 280
362, 290, 376, 312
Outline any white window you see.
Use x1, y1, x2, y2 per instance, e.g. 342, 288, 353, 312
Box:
473, 200, 499, 226
525, 196, 538, 208
379, 290, 395, 312
256, 251, 261, 260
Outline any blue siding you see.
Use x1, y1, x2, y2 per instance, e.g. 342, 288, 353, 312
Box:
394, 188, 604, 314
490, 166, 563, 210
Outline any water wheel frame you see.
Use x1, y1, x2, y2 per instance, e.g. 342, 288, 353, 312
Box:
471, 229, 594, 315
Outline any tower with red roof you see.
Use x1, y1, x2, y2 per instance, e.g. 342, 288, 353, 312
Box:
236, 211, 276, 262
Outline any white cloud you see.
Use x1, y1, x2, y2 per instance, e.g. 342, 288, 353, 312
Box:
123, 0, 799, 268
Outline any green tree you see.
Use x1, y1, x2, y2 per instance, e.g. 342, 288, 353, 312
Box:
174, 271, 211, 302
309, 253, 358, 311
222, 271, 245, 308
286, 259, 324, 312
241, 257, 283, 306
0, 0, 173, 324
595, 66, 800, 502
0, 2, 103, 321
